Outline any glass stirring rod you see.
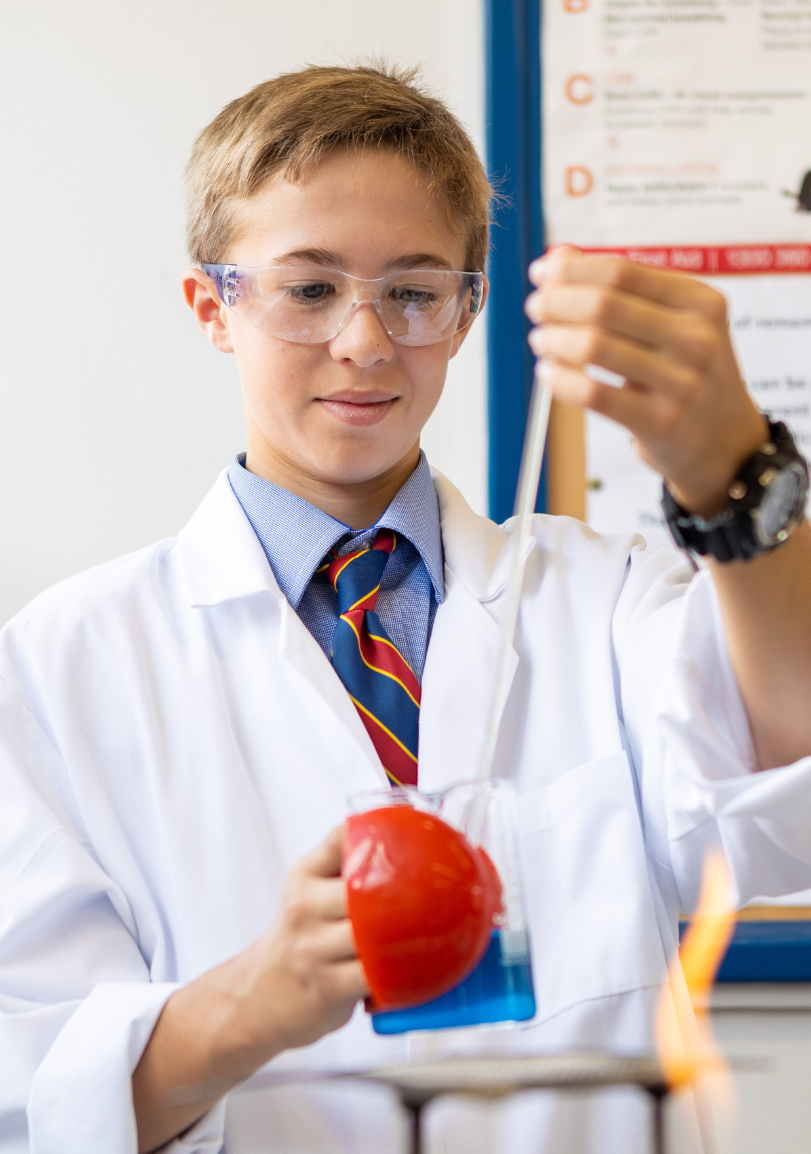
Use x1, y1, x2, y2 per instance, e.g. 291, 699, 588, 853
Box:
471, 370, 552, 845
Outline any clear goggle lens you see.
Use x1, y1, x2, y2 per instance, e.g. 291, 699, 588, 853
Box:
203, 264, 484, 347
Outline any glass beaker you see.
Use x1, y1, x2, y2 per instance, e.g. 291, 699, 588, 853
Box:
344, 779, 536, 1035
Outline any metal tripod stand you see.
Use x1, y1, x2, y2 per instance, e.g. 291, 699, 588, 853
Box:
356, 1054, 671, 1154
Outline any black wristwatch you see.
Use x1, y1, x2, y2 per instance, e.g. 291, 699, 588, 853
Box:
662, 419, 809, 562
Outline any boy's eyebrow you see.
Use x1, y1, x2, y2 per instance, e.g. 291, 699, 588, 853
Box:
271, 250, 456, 273
384, 254, 455, 272
275, 248, 345, 268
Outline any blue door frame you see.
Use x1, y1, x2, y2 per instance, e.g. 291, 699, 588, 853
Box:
485, 0, 545, 523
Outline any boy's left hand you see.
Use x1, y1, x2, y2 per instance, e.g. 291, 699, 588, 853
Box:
526, 245, 811, 774
524, 246, 767, 517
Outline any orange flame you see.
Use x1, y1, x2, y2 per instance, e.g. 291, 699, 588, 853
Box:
655, 851, 737, 1153
656, 850, 735, 1087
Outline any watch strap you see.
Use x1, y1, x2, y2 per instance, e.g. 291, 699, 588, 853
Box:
662, 420, 809, 562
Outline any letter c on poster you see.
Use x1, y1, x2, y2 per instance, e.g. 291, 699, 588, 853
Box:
565, 75, 594, 105
566, 166, 593, 197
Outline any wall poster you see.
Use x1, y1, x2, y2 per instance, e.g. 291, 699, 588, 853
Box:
542, 0, 811, 546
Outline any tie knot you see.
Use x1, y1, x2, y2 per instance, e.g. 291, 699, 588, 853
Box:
327, 529, 396, 615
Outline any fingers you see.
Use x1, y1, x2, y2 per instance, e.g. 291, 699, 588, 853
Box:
529, 247, 727, 315
242, 827, 368, 1058
298, 825, 346, 879
282, 875, 348, 927
527, 250, 763, 511
528, 282, 725, 370
306, 877, 348, 921
539, 359, 690, 444
524, 249, 730, 420
329, 959, 370, 1000
287, 827, 350, 926
531, 324, 700, 401
309, 919, 358, 964
528, 283, 668, 349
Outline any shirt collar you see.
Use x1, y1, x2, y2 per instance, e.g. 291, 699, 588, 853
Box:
227, 451, 444, 610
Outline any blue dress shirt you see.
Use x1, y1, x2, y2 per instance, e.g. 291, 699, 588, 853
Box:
227, 452, 444, 680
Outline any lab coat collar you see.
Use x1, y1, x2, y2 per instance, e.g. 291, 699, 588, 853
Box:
179, 470, 286, 608
228, 450, 445, 609
179, 468, 535, 611
430, 468, 535, 602
178, 468, 535, 793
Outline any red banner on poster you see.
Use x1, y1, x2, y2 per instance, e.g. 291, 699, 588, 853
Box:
581, 244, 811, 276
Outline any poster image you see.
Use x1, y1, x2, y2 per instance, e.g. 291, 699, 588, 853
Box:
543, 0, 811, 545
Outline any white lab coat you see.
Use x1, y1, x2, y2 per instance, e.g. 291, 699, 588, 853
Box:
2, 469, 811, 1154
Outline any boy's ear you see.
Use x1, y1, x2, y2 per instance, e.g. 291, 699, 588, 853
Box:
449, 277, 489, 360
182, 269, 235, 353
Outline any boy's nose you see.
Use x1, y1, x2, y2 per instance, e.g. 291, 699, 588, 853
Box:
328, 302, 394, 367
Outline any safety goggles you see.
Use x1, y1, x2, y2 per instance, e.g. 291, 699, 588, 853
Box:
203, 264, 484, 347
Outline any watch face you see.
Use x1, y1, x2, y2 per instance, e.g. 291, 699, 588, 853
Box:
753, 462, 809, 546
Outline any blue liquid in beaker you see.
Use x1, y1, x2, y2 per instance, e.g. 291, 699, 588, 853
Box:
371, 929, 536, 1035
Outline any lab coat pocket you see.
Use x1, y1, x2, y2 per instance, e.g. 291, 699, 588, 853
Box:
518, 751, 666, 1025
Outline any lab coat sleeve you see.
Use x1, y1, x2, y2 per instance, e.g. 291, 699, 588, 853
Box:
0, 675, 224, 1154
614, 546, 811, 913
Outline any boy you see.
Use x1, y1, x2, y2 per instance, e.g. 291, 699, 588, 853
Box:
2, 63, 811, 1154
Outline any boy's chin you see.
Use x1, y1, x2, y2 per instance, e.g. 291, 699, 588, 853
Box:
310, 458, 407, 488
304, 440, 418, 488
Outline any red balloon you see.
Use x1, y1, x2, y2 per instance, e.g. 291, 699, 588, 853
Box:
344, 804, 503, 1011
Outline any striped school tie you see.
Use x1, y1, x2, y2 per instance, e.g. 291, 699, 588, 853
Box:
325, 529, 420, 786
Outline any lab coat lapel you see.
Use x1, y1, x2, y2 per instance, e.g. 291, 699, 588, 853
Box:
418, 473, 535, 794
179, 471, 388, 793
278, 599, 389, 790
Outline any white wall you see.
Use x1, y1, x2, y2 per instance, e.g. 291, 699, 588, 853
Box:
0, 1, 487, 626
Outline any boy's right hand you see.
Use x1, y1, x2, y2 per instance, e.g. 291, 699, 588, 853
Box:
237, 824, 369, 1052
133, 825, 368, 1154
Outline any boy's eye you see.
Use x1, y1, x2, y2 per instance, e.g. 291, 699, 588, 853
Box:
286, 281, 336, 303
389, 286, 439, 308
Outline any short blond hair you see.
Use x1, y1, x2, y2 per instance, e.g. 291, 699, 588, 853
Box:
185, 63, 493, 271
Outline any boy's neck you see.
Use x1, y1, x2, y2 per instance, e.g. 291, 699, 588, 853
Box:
242, 440, 422, 530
